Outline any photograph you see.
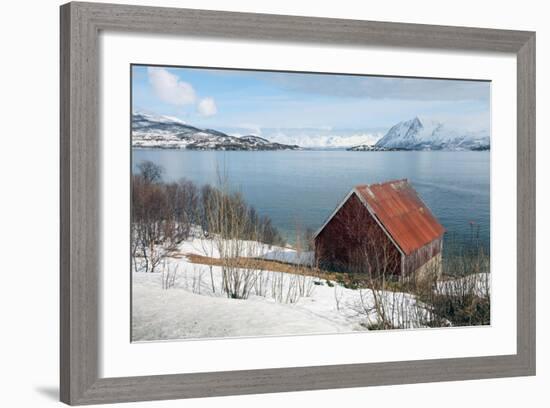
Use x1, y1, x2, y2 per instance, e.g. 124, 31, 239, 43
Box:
1, 0, 541, 405
130, 64, 491, 342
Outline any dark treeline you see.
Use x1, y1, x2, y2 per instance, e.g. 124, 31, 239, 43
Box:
132, 161, 284, 272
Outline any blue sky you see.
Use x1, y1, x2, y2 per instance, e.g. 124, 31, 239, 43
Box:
132, 65, 490, 133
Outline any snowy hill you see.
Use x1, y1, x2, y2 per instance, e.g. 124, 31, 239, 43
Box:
132, 113, 300, 151
349, 117, 490, 151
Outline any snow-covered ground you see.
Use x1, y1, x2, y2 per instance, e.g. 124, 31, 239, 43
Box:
132, 284, 344, 340
132, 235, 429, 341
436, 273, 490, 298
174, 235, 313, 266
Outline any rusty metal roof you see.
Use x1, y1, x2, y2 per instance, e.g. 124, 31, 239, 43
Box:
355, 179, 445, 255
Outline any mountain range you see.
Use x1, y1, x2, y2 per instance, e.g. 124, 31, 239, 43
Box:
132, 113, 300, 151
133, 113, 490, 152
349, 117, 490, 151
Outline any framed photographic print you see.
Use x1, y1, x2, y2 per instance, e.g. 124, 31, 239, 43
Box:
60, 2, 536, 405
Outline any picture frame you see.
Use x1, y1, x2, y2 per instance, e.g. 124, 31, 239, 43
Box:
60, 1, 536, 405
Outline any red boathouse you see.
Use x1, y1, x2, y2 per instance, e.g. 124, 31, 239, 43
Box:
313, 179, 445, 279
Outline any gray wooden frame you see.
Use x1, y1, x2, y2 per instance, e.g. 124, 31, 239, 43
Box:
60, 1, 536, 405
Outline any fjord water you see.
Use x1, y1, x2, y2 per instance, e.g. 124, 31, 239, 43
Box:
133, 149, 490, 253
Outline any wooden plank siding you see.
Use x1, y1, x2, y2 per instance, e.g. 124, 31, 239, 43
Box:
315, 193, 402, 276
314, 181, 445, 278
402, 237, 443, 276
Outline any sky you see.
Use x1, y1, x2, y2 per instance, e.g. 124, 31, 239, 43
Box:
132, 65, 490, 135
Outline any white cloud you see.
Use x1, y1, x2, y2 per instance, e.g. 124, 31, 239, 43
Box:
197, 97, 217, 117
147, 67, 196, 105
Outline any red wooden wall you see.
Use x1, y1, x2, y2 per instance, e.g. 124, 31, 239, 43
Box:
314, 193, 402, 276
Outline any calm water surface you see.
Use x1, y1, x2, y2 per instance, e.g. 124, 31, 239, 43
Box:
133, 149, 490, 254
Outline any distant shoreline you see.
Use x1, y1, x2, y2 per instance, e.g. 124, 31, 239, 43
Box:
131, 145, 490, 152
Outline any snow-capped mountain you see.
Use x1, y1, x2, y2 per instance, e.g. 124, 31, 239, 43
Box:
349, 117, 490, 151
211, 126, 384, 150
259, 130, 383, 150
132, 113, 300, 151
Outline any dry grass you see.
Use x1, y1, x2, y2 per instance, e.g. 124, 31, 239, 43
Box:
183, 253, 382, 290
184, 253, 340, 280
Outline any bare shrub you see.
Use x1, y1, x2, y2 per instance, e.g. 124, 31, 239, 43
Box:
427, 271, 490, 326
132, 163, 200, 273
190, 265, 205, 295
161, 262, 179, 290
204, 173, 260, 299
131, 161, 285, 280
270, 273, 296, 304
334, 285, 343, 311
253, 270, 270, 297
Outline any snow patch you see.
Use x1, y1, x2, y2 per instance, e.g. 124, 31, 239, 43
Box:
132, 235, 430, 341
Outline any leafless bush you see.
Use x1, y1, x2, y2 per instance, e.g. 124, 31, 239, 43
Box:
132, 161, 196, 272
204, 173, 261, 299
426, 271, 490, 326
266, 271, 315, 304
405, 243, 491, 327
351, 249, 490, 330
351, 283, 434, 330
161, 265, 178, 289
297, 271, 316, 298
284, 275, 300, 304
270, 272, 285, 303
190, 265, 205, 295
270, 272, 296, 304
293, 225, 316, 298
131, 161, 285, 277
334, 285, 343, 311
161, 262, 179, 290
443, 238, 490, 278
253, 270, 270, 297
